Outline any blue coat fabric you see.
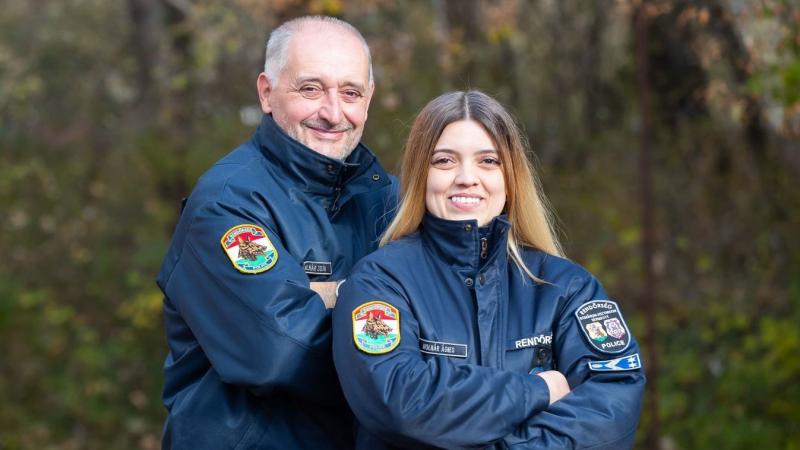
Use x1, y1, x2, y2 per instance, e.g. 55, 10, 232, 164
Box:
332, 214, 645, 450
157, 114, 397, 449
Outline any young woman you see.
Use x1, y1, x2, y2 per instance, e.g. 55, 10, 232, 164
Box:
332, 90, 645, 449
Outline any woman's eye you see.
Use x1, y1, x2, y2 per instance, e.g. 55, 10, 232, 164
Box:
481, 157, 501, 165
431, 157, 453, 166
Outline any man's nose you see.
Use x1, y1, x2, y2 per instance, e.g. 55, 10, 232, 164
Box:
318, 90, 343, 124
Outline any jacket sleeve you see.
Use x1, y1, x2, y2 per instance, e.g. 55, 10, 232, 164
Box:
504, 276, 646, 449
332, 260, 552, 449
160, 199, 340, 403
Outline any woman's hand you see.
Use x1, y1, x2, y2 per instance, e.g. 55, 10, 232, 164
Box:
536, 370, 571, 405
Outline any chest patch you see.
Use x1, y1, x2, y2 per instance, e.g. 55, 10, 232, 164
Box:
575, 300, 631, 354
220, 224, 278, 274
353, 301, 400, 354
508, 332, 553, 350
303, 261, 332, 275
419, 338, 468, 358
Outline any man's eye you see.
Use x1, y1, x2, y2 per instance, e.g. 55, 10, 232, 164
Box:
299, 86, 322, 97
342, 90, 363, 101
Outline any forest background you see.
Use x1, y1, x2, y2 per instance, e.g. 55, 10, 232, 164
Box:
1, 0, 798, 449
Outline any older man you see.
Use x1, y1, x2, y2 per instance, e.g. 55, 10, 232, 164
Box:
157, 16, 396, 449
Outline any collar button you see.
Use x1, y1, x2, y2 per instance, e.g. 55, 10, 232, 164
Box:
372, 174, 381, 181
464, 224, 472, 232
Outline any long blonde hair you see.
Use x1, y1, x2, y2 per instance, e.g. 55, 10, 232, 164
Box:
381, 90, 563, 277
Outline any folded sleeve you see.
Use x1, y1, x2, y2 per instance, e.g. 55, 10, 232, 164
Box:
504, 276, 646, 449
161, 199, 339, 403
332, 260, 551, 449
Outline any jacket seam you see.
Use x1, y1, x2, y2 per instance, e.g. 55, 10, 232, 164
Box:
579, 423, 638, 450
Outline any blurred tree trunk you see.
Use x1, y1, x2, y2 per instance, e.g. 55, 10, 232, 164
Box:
707, 0, 766, 156
160, 0, 193, 215
706, 0, 789, 226
634, 1, 660, 449
440, 0, 484, 86
127, 0, 160, 116
582, 1, 608, 136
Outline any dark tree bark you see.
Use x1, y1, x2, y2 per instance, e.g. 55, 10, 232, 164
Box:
634, 2, 660, 449
127, 0, 159, 110
442, 0, 483, 85
707, 0, 767, 156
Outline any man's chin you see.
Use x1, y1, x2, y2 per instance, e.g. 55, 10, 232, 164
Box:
304, 139, 356, 160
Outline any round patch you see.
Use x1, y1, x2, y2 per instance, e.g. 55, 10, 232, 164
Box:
575, 300, 631, 354
220, 224, 278, 274
352, 301, 400, 355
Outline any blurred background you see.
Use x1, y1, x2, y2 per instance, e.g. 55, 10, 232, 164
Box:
1, 0, 798, 448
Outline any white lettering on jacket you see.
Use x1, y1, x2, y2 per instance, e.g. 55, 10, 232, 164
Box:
514, 333, 553, 349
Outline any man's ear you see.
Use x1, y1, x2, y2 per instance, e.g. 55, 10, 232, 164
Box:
364, 80, 375, 120
257, 73, 273, 114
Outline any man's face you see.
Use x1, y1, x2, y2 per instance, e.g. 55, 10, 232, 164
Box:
258, 27, 373, 160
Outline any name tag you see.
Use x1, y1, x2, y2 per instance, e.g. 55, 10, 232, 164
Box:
419, 338, 468, 358
303, 261, 332, 275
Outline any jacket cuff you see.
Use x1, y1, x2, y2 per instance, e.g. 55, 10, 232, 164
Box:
523, 373, 551, 419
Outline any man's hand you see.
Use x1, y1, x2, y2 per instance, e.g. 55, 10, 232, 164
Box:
310, 281, 338, 309
536, 370, 571, 405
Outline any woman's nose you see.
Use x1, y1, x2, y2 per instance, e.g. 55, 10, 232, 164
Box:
453, 163, 479, 186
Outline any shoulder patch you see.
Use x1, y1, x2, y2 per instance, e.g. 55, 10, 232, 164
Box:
575, 300, 631, 354
220, 224, 278, 274
588, 353, 642, 372
353, 301, 400, 354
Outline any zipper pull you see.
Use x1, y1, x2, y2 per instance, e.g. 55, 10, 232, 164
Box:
480, 237, 488, 259
330, 186, 342, 213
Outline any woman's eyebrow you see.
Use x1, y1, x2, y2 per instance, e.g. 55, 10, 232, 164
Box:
431, 149, 497, 154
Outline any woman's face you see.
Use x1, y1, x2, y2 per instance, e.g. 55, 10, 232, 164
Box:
425, 120, 506, 227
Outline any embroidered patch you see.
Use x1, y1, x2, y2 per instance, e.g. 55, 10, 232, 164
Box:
353, 301, 400, 354
575, 300, 631, 354
419, 338, 468, 358
303, 261, 332, 275
507, 332, 553, 351
588, 353, 642, 372
220, 224, 278, 274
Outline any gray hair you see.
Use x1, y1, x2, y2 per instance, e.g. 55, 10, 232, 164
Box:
263, 16, 374, 87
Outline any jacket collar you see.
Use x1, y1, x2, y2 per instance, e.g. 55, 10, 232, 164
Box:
253, 114, 389, 211
420, 213, 511, 271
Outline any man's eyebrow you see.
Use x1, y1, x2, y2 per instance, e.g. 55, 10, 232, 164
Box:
295, 76, 324, 85
340, 81, 366, 91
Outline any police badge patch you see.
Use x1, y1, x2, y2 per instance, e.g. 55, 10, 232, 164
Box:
353, 301, 400, 354
575, 300, 631, 354
220, 224, 278, 274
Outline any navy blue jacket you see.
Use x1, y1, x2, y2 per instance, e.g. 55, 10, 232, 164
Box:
157, 115, 397, 449
333, 214, 645, 449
